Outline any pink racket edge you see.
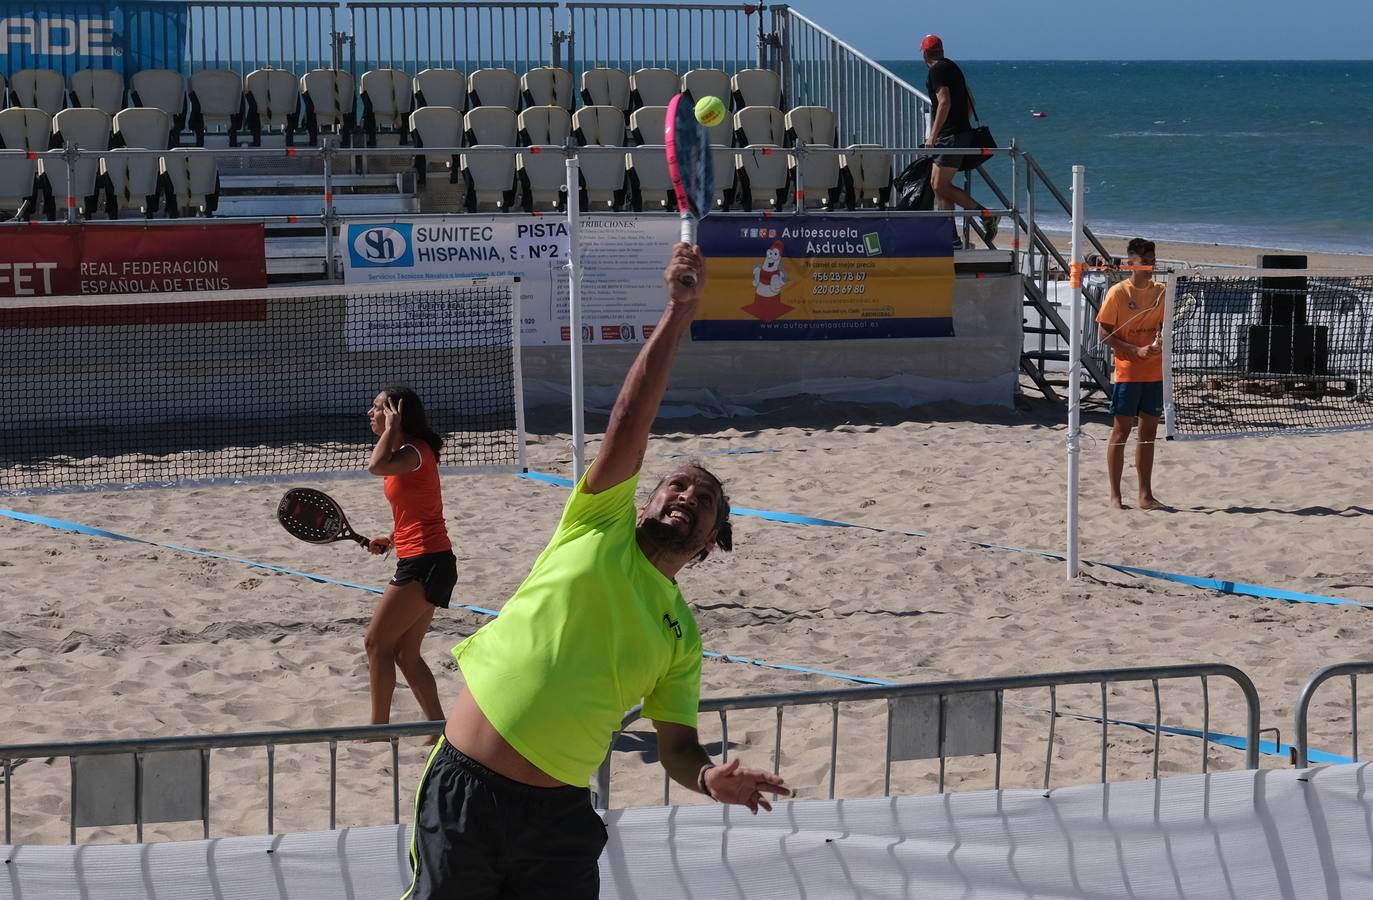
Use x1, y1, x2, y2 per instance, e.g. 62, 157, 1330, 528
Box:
664, 94, 694, 217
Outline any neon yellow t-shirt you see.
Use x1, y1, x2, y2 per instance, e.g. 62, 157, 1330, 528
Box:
451, 471, 703, 787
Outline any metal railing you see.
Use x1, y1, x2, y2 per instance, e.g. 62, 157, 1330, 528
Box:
1, 663, 1260, 845
185, 0, 341, 74
566, 2, 781, 82
1294, 661, 1373, 768
777, 8, 929, 162
593, 663, 1262, 810
0, 721, 442, 845
345, 1, 558, 78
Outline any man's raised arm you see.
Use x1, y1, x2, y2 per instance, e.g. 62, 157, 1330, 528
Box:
584, 243, 705, 493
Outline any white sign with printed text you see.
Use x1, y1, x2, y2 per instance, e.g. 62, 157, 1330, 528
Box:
341, 216, 680, 346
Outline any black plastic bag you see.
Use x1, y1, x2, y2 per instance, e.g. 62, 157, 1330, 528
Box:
893, 156, 934, 211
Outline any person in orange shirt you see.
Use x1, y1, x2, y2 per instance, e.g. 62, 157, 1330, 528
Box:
363, 385, 454, 736
1095, 238, 1165, 511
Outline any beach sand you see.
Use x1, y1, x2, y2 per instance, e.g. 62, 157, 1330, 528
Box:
2, 240, 1371, 844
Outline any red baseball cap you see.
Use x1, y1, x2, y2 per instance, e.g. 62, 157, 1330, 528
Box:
920, 34, 943, 52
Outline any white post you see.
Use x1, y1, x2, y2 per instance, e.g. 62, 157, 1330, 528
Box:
565, 154, 587, 483
1065, 164, 1085, 580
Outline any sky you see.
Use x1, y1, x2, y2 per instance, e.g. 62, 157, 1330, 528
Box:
778, 0, 1373, 61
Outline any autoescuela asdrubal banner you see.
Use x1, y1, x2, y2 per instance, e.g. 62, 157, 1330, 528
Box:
342, 216, 680, 346
691, 215, 956, 340
0, 2, 187, 77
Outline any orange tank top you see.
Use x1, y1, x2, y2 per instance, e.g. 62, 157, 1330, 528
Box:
383, 441, 452, 558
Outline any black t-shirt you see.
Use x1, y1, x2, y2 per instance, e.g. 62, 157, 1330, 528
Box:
926, 59, 972, 137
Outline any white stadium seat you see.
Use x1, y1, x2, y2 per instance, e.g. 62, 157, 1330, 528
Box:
461, 106, 518, 212
521, 66, 572, 110
413, 69, 466, 110
629, 68, 678, 109
160, 150, 220, 217
0, 107, 50, 217
409, 105, 463, 187
786, 106, 841, 209
731, 67, 782, 109
243, 68, 299, 145
467, 68, 520, 110
681, 68, 730, 107
580, 68, 630, 111
517, 106, 571, 211
840, 143, 893, 209
571, 105, 626, 210
299, 69, 355, 145
9, 69, 66, 116
734, 105, 788, 211
626, 105, 672, 211
131, 69, 187, 132
188, 69, 244, 146
360, 68, 413, 146
39, 108, 111, 219
104, 107, 172, 217
69, 68, 125, 116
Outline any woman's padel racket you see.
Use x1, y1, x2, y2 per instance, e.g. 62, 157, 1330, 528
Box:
664, 92, 714, 285
277, 488, 370, 549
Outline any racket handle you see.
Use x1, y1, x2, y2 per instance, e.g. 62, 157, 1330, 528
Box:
678, 214, 698, 286
355, 534, 371, 549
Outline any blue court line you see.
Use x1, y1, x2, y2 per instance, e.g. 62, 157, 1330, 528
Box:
0, 503, 1351, 765
518, 471, 1371, 610
0, 508, 502, 617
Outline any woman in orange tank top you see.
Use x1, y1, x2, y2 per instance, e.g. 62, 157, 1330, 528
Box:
364, 384, 455, 740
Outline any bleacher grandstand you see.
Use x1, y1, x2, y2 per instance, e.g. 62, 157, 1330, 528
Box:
0, 0, 1115, 397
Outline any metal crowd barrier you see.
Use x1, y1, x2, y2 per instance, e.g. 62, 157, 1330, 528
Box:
186, 0, 342, 74
1294, 661, 1373, 768
566, 1, 779, 79
0, 663, 1260, 846
592, 663, 1262, 810
346, 1, 559, 77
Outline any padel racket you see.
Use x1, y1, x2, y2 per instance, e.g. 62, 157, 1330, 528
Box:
277, 488, 370, 549
664, 92, 715, 285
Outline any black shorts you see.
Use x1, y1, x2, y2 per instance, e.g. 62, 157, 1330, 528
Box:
390, 550, 457, 609
404, 738, 607, 900
934, 130, 975, 169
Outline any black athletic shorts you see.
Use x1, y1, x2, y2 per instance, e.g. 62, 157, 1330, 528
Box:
404, 738, 607, 900
934, 130, 975, 169
390, 550, 457, 609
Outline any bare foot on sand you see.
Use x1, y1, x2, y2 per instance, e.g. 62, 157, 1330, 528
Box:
1110, 495, 1126, 510
1138, 494, 1165, 511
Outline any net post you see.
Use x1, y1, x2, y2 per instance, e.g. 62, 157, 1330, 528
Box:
1065, 164, 1085, 581
565, 152, 587, 483
1162, 272, 1178, 440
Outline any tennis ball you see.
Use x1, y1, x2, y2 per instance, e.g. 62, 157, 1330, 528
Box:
694, 95, 727, 128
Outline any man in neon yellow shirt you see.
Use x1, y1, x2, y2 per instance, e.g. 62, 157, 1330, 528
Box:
403, 244, 790, 900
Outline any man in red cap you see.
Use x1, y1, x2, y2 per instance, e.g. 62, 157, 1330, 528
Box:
920, 34, 998, 249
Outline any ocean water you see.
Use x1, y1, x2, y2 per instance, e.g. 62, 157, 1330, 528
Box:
881, 60, 1373, 255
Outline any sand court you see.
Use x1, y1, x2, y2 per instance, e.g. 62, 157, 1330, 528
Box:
3, 393, 1372, 844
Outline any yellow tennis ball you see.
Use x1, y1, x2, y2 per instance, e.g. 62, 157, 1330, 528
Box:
694, 95, 727, 128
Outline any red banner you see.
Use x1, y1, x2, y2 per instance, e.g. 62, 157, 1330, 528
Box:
0, 223, 267, 298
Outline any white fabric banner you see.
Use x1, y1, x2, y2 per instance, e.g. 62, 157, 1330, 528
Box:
341, 216, 679, 346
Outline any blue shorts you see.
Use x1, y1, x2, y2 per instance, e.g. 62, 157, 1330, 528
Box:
1110, 381, 1163, 418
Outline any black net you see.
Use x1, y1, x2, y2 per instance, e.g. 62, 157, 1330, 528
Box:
0, 279, 523, 494
1167, 272, 1373, 439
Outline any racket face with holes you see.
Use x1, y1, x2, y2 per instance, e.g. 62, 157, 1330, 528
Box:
277, 488, 368, 547
665, 93, 714, 229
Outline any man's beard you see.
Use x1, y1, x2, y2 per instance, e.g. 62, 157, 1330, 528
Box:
638, 516, 697, 555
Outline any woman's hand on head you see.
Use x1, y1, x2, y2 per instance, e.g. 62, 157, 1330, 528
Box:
381, 396, 404, 432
